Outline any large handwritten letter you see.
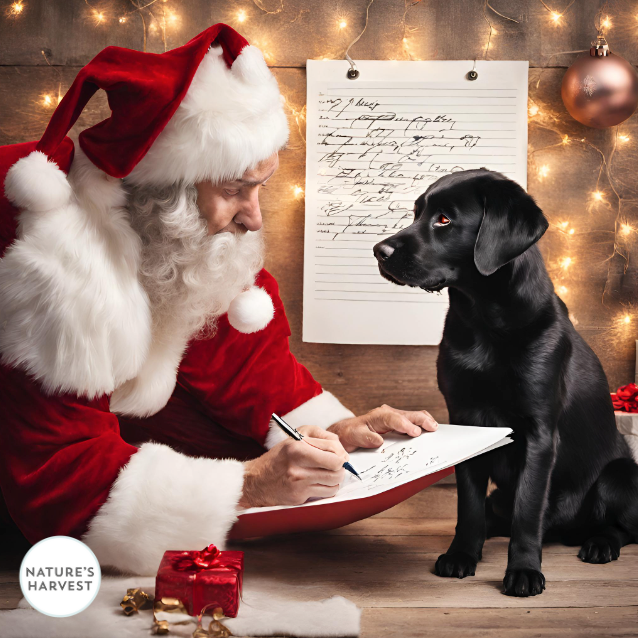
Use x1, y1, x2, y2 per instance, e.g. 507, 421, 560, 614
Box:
240, 424, 512, 514
303, 60, 529, 344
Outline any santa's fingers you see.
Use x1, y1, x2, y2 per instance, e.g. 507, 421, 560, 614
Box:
293, 466, 345, 486
368, 406, 437, 436
297, 435, 349, 466
367, 409, 423, 437
283, 439, 344, 472
392, 408, 438, 431
304, 483, 342, 499
297, 424, 340, 441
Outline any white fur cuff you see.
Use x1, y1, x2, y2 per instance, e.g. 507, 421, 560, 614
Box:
265, 391, 355, 449
82, 443, 245, 575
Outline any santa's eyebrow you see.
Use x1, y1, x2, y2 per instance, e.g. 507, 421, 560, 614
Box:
230, 167, 277, 187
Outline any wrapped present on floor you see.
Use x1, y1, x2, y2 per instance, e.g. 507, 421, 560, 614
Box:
611, 381, 638, 459
611, 382, 638, 413
155, 544, 243, 618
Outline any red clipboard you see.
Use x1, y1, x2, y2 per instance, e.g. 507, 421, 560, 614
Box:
229, 466, 454, 540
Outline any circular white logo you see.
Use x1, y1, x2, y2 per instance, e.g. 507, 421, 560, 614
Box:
19, 536, 101, 617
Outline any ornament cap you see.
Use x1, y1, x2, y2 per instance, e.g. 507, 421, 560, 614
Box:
590, 34, 610, 57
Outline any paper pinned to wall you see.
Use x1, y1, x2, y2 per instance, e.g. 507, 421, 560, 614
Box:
303, 60, 529, 345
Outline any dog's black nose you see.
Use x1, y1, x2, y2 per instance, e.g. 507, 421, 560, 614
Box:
374, 242, 395, 262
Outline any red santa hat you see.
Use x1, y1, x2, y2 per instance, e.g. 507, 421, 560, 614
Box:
0, 24, 286, 416
24, 23, 288, 186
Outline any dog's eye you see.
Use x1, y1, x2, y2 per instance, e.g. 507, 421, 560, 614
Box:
433, 214, 451, 227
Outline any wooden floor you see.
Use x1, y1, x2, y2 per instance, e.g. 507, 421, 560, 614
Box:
2, 477, 638, 636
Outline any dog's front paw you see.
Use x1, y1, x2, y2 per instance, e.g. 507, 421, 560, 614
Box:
435, 551, 478, 578
503, 569, 546, 597
578, 536, 621, 564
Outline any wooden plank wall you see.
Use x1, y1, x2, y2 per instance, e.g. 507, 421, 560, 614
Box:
1, 0, 637, 422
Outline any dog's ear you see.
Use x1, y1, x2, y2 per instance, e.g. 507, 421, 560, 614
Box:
474, 179, 549, 276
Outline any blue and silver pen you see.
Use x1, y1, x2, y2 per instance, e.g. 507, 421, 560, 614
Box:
271, 413, 362, 481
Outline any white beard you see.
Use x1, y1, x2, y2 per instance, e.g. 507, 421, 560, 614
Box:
126, 182, 264, 343
108, 182, 265, 417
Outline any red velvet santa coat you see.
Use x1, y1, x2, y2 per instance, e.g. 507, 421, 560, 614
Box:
0, 141, 353, 576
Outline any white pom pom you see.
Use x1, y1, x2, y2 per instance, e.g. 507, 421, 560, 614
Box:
4, 151, 72, 212
227, 286, 275, 334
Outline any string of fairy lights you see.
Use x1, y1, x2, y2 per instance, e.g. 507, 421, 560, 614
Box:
3, 1, 636, 344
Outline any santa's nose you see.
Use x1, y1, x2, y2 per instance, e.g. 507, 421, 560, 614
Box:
235, 195, 263, 231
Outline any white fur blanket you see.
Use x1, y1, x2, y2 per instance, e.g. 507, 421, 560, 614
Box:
0, 576, 360, 637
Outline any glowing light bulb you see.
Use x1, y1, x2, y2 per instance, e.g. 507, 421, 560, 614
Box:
592, 191, 603, 201
293, 185, 304, 198
403, 37, 408, 44
528, 104, 539, 117
10, 2, 24, 15
93, 11, 105, 24
237, 9, 246, 22
42, 94, 52, 107
558, 286, 568, 294
539, 165, 550, 178
551, 12, 562, 23
562, 135, 569, 144
568, 228, 575, 235
559, 221, 569, 229
338, 19, 347, 29
624, 314, 631, 324
620, 223, 632, 235
601, 16, 612, 29
119, 16, 126, 23
619, 134, 630, 143
561, 257, 572, 269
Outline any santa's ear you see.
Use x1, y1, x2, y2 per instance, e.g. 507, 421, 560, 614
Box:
474, 178, 548, 276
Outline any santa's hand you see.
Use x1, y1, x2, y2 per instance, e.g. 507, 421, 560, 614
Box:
239, 425, 348, 508
326, 405, 438, 452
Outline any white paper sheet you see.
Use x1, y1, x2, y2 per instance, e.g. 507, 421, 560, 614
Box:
241, 424, 512, 514
303, 60, 529, 344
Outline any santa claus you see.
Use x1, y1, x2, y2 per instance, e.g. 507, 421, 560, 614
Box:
0, 24, 436, 575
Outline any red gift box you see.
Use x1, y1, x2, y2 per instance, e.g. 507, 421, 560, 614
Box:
155, 544, 243, 617
611, 383, 638, 413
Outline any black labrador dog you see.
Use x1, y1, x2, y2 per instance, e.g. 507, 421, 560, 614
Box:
373, 169, 638, 597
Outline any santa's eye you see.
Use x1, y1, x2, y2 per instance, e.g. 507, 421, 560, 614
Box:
433, 213, 451, 227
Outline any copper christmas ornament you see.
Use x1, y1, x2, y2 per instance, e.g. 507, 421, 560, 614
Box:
561, 35, 638, 129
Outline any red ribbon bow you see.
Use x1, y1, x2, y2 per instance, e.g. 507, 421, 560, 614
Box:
174, 544, 222, 572
611, 383, 638, 413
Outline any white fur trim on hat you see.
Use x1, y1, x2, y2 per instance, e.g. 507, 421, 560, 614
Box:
127, 44, 289, 187
4, 150, 72, 212
227, 286, 274, 334
82, 442, 245, 575
264, 391, 355, 449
